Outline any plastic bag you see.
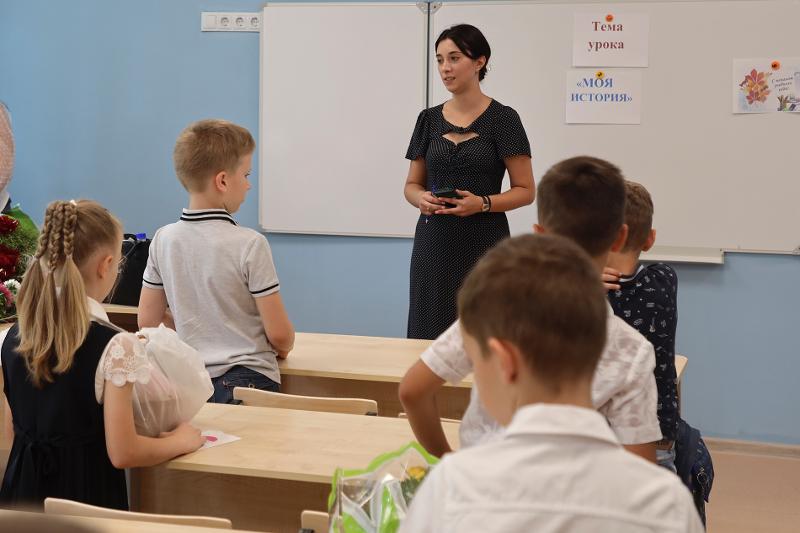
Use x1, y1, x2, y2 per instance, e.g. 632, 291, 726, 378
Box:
328, 442, 438, 533
132, 325, 214, 437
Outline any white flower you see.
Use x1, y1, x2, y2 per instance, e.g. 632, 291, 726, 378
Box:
4, 279, 20, 292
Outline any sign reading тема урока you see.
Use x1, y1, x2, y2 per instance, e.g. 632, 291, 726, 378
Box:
573, 13, 649, 67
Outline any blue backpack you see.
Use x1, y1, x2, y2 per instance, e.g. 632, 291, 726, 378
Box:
675, 418, 714, 527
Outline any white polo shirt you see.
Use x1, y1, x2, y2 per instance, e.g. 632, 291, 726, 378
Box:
143, 208, 281, 382
400, 404, 703, 533
421, 304, 662, 447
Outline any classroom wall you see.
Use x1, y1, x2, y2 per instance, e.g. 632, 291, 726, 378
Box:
2, 0, 798, 444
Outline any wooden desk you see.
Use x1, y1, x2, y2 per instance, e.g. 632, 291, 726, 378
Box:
0, 509, 263, 532
675, 354, 688, 415
131, 403, 460, 533
279, 332, 472, 419
103, 304, 138, 332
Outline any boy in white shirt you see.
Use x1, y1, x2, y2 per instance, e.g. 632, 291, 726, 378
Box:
399, 156, 661, 461
138, 119, 295, 403
399, 233, 703, 533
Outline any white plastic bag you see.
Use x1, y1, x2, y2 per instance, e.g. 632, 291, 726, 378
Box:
132, 325, 213, 437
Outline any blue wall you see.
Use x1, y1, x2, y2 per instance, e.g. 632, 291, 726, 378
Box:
2, 0, 798, 444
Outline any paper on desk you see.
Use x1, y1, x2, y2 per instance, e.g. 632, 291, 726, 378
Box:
200, 429, 241, 450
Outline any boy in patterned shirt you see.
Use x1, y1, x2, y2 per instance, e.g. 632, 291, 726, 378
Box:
400, 157, 661, 463
606, 181, 679, 471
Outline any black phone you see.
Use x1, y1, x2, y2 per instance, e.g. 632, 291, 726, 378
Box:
432, 187, 463, 203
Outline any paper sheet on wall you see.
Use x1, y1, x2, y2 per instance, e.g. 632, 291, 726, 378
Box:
733, 58, 800, 113
573, 13, 649, 67
566, 69, 642, 124
201, 429, 241, 450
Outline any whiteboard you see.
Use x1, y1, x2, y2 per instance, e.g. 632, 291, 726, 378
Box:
430, 1, 800, 253
261, 1, 800, 253
260, 2, 426, 237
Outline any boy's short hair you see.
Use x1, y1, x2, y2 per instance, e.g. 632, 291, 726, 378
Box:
537, 156, 626, 257
173, 119, 255, 192
621, 180, 654, 252
458, 233, 607, 386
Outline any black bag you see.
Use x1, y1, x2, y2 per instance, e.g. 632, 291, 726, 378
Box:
109, 233, 150, 306
675, 418, 714, 527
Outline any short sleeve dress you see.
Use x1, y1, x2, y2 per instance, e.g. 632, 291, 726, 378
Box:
405, 100, 531, 339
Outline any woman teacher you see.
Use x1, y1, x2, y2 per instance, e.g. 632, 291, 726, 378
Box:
404, 24, 535, 340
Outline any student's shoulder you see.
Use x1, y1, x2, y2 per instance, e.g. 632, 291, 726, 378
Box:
606, 314, 654, 366
644, 262, 678, 284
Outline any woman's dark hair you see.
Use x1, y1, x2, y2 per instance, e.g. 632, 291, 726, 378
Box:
435, 24, 491, 81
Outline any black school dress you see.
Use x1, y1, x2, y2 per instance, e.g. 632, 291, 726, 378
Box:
0, 323, 128, 510
406, 100, 531, 339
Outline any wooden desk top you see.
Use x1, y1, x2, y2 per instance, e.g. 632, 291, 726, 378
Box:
169, 403, 459, 483
102, 303, 138, 315
675, 354, 688, 383
0, 510, 262, 532
279, 332, 473, 388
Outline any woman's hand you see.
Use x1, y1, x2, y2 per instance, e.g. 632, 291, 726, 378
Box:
434, 190, 483, 217
418, 191, 446, 216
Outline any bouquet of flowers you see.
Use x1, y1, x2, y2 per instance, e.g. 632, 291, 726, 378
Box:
328, 442, 438, 533
0, 205, 38, 321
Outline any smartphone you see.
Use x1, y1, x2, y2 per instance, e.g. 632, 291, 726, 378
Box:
432, 187, 462, 205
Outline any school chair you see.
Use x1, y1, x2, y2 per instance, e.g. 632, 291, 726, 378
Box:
300, 510, 329, 532
232, 388, 378, 416
398, 411, 461, 424
43, 497, 233, 529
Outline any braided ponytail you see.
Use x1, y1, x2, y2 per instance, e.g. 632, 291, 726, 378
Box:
16, 200, 121, 387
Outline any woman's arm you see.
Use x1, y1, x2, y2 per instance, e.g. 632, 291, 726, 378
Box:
404, 158, 446, 215
104, 381, 204, 469
434, 155, 535, 216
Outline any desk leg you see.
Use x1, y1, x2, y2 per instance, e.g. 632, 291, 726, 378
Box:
130, 467, 329, 533
281, 375, 469, 420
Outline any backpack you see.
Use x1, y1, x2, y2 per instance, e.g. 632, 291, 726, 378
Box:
109, 233, 150, 306
675, 417, 714, 527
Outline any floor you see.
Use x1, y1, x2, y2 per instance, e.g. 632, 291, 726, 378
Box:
706, 444, 800, 533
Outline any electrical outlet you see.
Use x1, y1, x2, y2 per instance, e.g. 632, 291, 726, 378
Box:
201, 12, 261, 32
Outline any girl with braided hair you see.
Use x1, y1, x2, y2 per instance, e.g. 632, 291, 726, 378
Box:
0, 199, 204, 509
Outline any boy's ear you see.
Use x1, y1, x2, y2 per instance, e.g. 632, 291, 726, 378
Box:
642, 228, 656, 252
610, 223, 629, 253
487, 338, 521, 385
533, 223, 546, 234
213, 170, 228, 192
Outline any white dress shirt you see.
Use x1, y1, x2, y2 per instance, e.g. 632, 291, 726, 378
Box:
421, 303, 662, 447
400, 404, 703, 533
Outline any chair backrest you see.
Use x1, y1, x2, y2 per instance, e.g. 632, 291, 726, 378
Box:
233, 388, 378, 415
44, 498, 233, 529
301, 510, 329, 532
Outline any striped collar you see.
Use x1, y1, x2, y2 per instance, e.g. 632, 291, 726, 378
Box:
180, 208, 237, 226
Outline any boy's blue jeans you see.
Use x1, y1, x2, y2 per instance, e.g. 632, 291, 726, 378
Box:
657, 443, 677, 473
210, 365, 280, 404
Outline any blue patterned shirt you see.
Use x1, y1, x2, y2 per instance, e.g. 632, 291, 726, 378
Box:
608, 263, 679, 441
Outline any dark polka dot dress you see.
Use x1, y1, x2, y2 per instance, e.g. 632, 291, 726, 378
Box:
405, 99, 532, 340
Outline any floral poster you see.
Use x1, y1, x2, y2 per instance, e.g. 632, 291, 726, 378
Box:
733, 58, 800, 114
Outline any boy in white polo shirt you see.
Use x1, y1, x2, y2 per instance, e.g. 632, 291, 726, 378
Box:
400, 233, 702, 533
138, 119, 295, 403
399, 156, 661, 461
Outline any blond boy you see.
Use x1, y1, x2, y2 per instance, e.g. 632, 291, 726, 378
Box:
139, 119, 294, 403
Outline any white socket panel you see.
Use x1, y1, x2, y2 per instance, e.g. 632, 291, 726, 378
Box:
201, 12, 261, 32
